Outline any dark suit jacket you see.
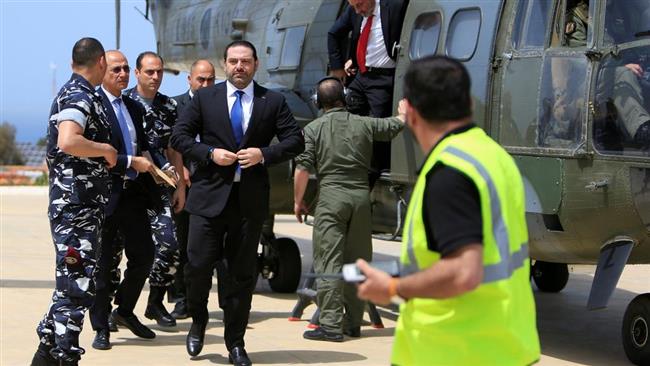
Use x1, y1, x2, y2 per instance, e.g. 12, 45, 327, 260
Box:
327, 0, 409, 70
172, 90, 197, 175
171, 81, 304, 219
98, 88, 165, 216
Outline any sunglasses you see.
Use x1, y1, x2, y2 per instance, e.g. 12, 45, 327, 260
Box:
110, 65, 131, 74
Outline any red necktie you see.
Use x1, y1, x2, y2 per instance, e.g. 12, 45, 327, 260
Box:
356, 15, 374, 74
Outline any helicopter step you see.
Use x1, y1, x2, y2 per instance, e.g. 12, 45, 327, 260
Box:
289, 265, 385, 329
532, 261, 570, 293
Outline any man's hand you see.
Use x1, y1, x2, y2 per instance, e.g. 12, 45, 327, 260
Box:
625, 63, 644, 78
343, 59, 357, 77
163, 165, 180, 184
172, 185, 186, 214
182, 166, 191, 187
294, 200, 308, 223
396, 98, 408, 122
356, 259, 393, 306
104, 144, 118, 168
211, 148, 238, 166
330, 68, 348, 83
237, 148, 263, 168
131, 156, 155, 173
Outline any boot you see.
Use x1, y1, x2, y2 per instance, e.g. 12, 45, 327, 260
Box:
144, 286, 176, 327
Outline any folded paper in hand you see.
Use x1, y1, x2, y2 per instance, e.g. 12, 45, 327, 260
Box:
152, 166, 177, 188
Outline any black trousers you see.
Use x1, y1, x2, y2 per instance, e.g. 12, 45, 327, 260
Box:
90, 181, 155, 331
347, 70, 395, 185
186, 184, 263, 350
171, 187, 190, 301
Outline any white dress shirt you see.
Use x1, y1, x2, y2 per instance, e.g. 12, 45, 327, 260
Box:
101, 86, 137, 168
226, 80, 255, 182
361, 0, 396, 69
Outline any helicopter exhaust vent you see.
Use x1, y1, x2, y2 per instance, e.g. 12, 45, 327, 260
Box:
542, 214, 564, 232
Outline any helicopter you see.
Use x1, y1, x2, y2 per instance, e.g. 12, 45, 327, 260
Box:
131, 0, 650, 363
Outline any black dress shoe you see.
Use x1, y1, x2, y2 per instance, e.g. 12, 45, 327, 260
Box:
146, 286, 177, 326
111, 309, 156, 339
186, 320, 207, 357
107, 313, 118, 332
30, 348, 56, 366
228, 346, 252, 366
343, 326, 361, 338
92, 329, 112, 350
303, 327, 344, 342
145, 302, 177, 326
171, 300, 189, 319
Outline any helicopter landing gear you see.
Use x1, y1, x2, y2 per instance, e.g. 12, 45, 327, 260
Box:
531, 261, 569, 293
622, 294, 650, 365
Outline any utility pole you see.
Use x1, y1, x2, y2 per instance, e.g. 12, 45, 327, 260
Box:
49, 62, 57, 98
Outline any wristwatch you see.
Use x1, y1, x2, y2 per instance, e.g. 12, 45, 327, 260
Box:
207, 147, 215, 161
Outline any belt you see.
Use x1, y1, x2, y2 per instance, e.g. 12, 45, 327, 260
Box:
362, 67, 395, 76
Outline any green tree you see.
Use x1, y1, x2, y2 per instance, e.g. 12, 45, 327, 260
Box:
36, 136, 48, 147
0, 121, 24, 165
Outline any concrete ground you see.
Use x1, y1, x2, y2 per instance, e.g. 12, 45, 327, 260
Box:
1, 186, 647, 365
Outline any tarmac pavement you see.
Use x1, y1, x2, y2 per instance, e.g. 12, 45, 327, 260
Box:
1, 186, 647, 365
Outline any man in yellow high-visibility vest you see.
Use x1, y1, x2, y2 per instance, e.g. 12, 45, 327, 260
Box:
357, 55, 541, 366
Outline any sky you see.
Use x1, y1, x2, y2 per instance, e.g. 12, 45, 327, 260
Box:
0, 0, 189, 142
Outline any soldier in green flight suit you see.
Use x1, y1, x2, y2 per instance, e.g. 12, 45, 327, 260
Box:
293, 77, 404, 342
566, 0, 650, 150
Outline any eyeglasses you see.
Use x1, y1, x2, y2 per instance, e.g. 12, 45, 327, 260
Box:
110, 65, 131, 74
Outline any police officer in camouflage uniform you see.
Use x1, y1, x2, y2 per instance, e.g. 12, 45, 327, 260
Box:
293, 77, 404, 342
32, 37, 117, 366
125, 51, 182, 327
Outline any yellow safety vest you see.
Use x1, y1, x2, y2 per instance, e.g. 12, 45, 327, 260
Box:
392, 127, 540, 366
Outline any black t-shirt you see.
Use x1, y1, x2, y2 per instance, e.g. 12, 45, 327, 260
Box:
421, 124, 483, 256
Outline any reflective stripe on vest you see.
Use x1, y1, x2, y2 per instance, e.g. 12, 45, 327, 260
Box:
403, 146, 528, 283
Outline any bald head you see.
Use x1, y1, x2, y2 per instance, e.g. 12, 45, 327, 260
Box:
188, 59, 216, 92
103, 50, 130, 97
316, 78, 346, 110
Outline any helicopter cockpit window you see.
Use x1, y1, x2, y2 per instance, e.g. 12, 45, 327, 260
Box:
445, 8, 480, 61
408, 12, 441, 60
603, 0, 650, 46
279, 26, 307, 69
537, 55, 587, 149
563, 0, 594, 47
512, 0, 553, 50
593, 46, 650, 156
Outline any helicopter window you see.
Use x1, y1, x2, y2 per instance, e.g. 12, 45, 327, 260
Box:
537, 55, 587, 148
562, 0, 595, 47
604, 0, 650, 46
445, 8, 481, 61
593, 46, 650, 156
279, 25, 307, 69
512, 0, 553, 50
408, 12, 441, 60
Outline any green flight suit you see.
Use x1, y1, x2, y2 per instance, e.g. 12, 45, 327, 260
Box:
566, 1, 650, 146
295, 107, 403, 334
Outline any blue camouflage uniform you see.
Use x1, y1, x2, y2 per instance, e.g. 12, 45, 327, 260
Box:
125, 87, 180, 288
36, 73, 112, 362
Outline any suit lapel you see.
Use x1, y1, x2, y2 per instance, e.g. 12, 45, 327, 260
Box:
241, 82, 266, 147
99, 88, 125, 153
215, 83, 237, 149
380, 1, 390, 51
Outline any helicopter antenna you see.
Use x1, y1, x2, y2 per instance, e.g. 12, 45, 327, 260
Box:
115, 0, 121, 49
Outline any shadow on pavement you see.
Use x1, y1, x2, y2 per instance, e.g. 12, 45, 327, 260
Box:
535, 271, 638, 366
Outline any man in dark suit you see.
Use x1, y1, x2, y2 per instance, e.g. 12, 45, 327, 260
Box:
168, 59, 216, 319
328, 0, 408, 183
89, 50, 169, 350
171, 41, 304, 365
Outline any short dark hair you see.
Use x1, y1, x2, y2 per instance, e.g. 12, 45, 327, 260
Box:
136, 51, 164, 70
403, 55, 471, 123
316, 77, 346, 110
223, 40, 258, 61
72, 37, 105, 68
